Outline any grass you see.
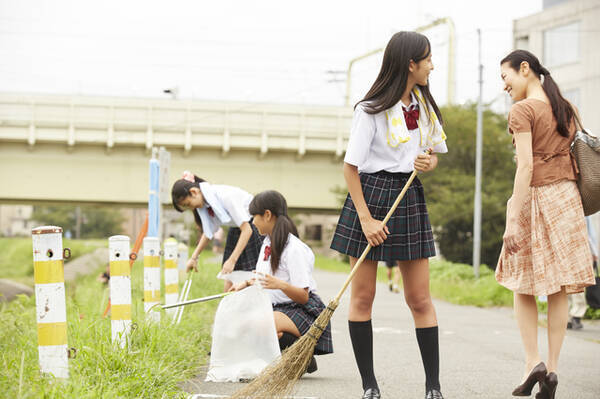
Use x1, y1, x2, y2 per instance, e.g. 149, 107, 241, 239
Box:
315, 254, 514, 308
0, 238, 105, 286
0, 249, 223, 398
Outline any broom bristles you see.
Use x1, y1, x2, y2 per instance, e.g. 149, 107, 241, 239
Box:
228, 300, 338, 399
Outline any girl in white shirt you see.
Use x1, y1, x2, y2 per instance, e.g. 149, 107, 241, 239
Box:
330, 32, 447, 399
232, 190, 333, 373
171, 171, 264, 291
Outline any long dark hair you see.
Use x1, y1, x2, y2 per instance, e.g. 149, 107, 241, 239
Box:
358, 31, 443, 124
249, 190, 298, 274
171, 174, 206, 229
501, 49, 575, 138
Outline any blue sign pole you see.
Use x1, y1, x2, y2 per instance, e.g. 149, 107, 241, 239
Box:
148, 158, 160, 238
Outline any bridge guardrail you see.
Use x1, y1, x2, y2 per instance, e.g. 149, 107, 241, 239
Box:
0, 93, 353, 157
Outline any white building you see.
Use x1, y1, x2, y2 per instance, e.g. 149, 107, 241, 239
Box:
0, 205, 35, 237
513, 0, 600, 249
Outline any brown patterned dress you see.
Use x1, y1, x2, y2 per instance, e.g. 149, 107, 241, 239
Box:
495, 99, 595, 295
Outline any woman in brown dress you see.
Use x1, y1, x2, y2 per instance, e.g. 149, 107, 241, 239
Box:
497, 50, 595, 399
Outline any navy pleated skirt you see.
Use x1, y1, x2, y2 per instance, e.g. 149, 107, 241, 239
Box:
330, 171, 436, 262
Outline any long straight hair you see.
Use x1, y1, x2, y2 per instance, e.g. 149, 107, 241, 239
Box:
248, 190, 298, 274
358, 31, 443, 124
171, 174, 206, 230
501, 49, 575, 137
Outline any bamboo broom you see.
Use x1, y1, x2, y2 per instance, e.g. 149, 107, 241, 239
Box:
230, 160, 425, 399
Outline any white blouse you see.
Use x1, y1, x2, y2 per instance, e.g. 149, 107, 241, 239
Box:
198, 184, 253, 228
254, 234, 317, 305
344, 94, 448, 174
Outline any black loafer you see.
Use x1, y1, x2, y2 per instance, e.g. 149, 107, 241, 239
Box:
362, 388, 381, 399
426, 389, 444, 399
306, 356, 317, 374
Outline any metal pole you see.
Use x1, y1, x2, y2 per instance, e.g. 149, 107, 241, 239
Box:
473, 28, 484, 278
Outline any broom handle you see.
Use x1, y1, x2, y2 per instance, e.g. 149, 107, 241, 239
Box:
333, 151, 430, 304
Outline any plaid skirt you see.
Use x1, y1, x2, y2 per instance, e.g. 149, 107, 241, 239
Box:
273, 292, 333, 355
222, 220, 264, 272
496, 180, 595, 295
330, 171, 436, 261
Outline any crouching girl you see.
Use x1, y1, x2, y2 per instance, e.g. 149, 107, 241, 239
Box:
232, 190, 333, 372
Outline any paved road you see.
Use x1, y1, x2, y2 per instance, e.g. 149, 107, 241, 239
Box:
184, 268, 600, 399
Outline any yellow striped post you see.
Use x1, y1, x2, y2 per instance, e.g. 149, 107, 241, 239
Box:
143, 237, 160, 322
31, 226, 69, 379
177, 242, 188, 271
163, 239, 179, 319
109, 235, 132, 348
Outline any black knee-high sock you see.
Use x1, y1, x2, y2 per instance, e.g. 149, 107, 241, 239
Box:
416, 326, 440, 391
349, 320, 378, 391
279, 332, 298, 351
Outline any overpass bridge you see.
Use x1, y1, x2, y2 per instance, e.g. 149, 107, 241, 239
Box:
0, 93, 353, 210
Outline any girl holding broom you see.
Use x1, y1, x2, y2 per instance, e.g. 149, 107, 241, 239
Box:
171, 171, 263, 291
231, 190, 333, 372
330, 31, 447, 399
497, 50, 594, 399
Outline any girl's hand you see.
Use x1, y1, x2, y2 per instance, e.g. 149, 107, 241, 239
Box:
257, 273, 284, 290
503, 220, 521, 256
221, 257, 236, 274
359, 216, 390, 247
228, 280, 252, 292
186, 257, 198, 273
414, 149, 436, 172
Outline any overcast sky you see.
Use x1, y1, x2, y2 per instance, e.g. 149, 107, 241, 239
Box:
0, 0, 542, 110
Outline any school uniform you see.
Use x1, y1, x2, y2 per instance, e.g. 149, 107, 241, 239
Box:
195, 183, 264, 271
255, 233, 333, 355
330, 88, 447, 398
330, 89, 448, 261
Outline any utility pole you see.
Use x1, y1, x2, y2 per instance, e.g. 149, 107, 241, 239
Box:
75, 206, 82, 239
473, 28, 484, 278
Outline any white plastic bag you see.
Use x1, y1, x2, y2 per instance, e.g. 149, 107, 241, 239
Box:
216, 270, 255, 285
206, 285, 280, 382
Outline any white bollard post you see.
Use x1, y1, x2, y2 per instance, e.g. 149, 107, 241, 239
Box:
143, 237, 161, 322
177, 243, 188, 271
163, 239, 179, 319
109, 235, 132, 347
31, 226, 69, 379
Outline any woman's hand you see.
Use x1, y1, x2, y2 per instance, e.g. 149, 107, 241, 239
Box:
359, 216, 390, 247
257, 273, 285, 290
503, 220, 521, 256
221, 257, 236, 274
186, 257, 198, 273
414, 149, 437, 172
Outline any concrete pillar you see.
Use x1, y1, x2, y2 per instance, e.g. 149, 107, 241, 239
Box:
109, 235, 132, 347
163, 239, 179, 319
31, 226, 69, 378
143, 237, 161, 322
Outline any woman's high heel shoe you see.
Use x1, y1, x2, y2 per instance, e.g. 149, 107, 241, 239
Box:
536, 372, 558, 399
512, 362, 547, 396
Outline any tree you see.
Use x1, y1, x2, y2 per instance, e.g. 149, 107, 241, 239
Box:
421, 104, 514, 268
32, 205, 125, 238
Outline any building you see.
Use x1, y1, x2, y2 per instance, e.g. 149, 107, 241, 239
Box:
513, 0, 600, 246
0, 205, 36, 237
513, 0, 600, 131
